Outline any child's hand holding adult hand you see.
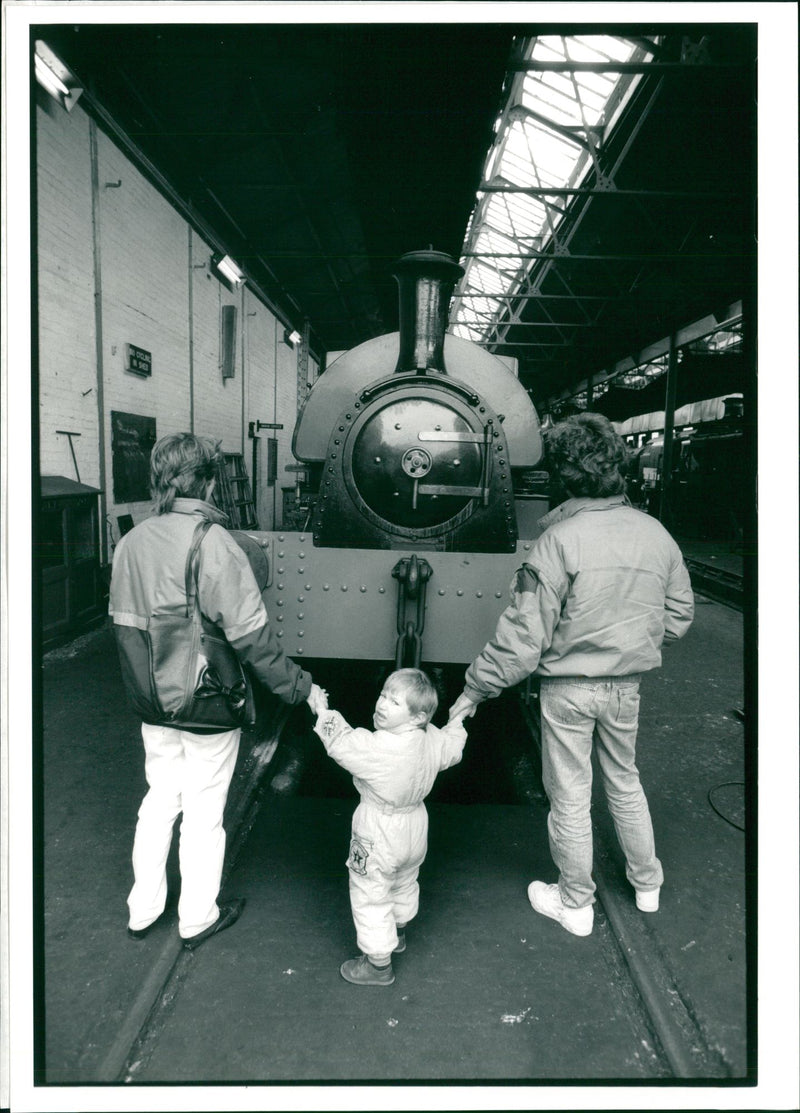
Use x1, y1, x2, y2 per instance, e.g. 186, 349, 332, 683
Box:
307, 683, 329, 716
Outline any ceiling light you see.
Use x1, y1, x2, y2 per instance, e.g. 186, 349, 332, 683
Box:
212, 253, 246, 288
35, 41, 83, 112
284, 329, 303, 347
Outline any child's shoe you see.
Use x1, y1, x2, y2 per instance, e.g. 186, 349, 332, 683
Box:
340, 954, 395, 986
635, 886, 660, 912
527, 881, 593, 937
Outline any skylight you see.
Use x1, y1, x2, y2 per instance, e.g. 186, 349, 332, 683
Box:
452, 34, 655, 349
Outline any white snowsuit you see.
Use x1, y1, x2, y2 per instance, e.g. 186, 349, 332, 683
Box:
314, 709, 467, 958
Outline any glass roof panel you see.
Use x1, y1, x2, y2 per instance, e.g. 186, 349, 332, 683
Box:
453, 33, 654, 350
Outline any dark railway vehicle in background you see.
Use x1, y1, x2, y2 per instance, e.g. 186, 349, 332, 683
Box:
248, 250, 547, 667
630, 396, 747, 545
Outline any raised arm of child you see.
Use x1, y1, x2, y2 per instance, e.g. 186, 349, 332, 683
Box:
313, 706, 386, 784
433, 711, 470, 772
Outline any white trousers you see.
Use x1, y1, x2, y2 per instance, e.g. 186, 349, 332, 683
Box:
128, 723, 240, 938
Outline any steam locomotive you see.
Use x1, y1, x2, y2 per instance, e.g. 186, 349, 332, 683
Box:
248, 250, 546, 667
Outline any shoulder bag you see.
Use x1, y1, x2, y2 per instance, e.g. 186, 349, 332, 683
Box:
145, 519, 257, 731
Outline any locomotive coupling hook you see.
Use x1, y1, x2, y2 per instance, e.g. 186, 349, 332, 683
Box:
392, 555, 433, 668
392, 553, 431, 600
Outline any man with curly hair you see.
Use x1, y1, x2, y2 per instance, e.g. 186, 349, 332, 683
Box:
450, 413, 694, 937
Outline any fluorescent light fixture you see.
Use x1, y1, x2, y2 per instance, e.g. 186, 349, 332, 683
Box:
212, 253, 246, 288
35, 41, 83, 112
284, 328, 303, 347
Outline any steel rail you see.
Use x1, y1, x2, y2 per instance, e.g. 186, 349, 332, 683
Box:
90, 706, 294, 1083
685, 558, 744, 610
517, 691, 732, 1078
96, 682, 741, 1083
594, 870, 730, 1078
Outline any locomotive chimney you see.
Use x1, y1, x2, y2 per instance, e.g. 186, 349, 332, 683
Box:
392, 249, 464, 375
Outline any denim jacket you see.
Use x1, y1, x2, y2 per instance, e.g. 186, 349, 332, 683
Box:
464, 496, 694, 700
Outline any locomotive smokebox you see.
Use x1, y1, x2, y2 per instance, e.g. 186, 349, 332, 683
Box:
392, 249, 465, 376
293, 246, 544, 552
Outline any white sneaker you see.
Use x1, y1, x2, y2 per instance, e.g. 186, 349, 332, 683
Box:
527, 881, 594, 937
635, 887, 660, 912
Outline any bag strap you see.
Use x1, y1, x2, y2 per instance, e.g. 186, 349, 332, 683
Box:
183, 519, 213, 617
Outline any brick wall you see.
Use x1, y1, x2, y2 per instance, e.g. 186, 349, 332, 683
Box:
36, 100, 318, 556
96, 131, 193, 536
36, 103, 99, 487
244, 294, 279, 528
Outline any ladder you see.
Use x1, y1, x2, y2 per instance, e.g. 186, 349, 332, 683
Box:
214, 453, 258, 529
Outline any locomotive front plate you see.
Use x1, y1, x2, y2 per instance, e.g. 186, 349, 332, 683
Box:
250, 532, 541, 664
312, 374, 518, 552
349, 396, 485, 529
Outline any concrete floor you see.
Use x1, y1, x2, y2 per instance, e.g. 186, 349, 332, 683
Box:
35, 590, 750, 1094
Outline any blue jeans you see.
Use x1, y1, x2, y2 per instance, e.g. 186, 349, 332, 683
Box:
539, 676, 663, 909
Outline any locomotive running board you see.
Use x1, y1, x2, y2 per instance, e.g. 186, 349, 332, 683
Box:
240, 531, 543, 665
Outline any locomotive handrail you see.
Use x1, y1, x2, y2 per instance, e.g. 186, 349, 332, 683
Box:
417, 430, 485, 442
359, 372, 480, 408
480, 422, 493, 507
417, 484, 485, 498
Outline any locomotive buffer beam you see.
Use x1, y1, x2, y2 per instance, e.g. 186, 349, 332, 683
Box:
392, 554, 433, 669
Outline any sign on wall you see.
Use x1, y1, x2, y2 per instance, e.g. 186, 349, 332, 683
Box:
111, 411, 156, 504
125, 343, 152, 377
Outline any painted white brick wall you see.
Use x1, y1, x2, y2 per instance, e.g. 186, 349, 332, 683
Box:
244, 293, 279, 528
36, 101, 316, 552
276, 339, 299, 527
96, 131, 192, 531
190, 235, 244, 453
36, 103, 100, 487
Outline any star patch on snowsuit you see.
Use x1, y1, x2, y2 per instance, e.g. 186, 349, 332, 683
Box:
347, 838, 369, 876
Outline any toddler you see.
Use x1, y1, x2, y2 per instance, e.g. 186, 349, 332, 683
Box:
314, 668, 469, 986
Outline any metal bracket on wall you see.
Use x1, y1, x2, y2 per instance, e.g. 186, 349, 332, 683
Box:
56, 430, 82, 482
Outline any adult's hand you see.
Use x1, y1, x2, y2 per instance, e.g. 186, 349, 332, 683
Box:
448, 692, 479, 721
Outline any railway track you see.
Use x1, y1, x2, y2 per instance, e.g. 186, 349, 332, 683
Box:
514, 691, 731, 1079
87, 689, 735, 1084
88, 707, 294, 1085
686, 557, 744, 610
